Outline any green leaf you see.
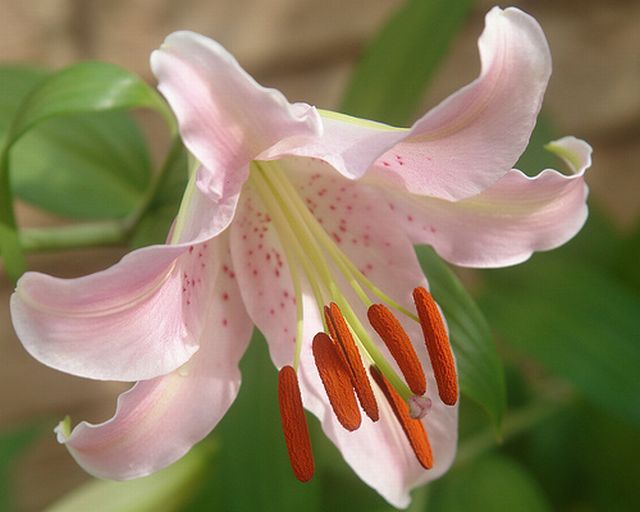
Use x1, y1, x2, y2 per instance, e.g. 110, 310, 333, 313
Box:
11, 111, 152, 219
416, 246, 506, 429
0, 424, 41, 511
429, 454, 552, 512
4, 61, 171, 142
0, 66, 49, 146
47, 441, 213, 512
0, 62, 172, 280
189, 331, 322, 512
340, 0, 472, 125
481, 259, 640, 427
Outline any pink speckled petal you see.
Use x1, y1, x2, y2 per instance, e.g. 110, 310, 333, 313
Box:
55, 234, 252, 479
151, 31, 321, 203
10, 176, 228, 382
266, 7, 550, 203
234, 157, 457, 506
384, 137, 592, 267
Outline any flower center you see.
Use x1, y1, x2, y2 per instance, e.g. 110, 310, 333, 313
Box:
248, 160, 457, 481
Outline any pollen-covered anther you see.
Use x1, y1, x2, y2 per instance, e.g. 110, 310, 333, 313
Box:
412, 287, 458, 406
278, 366, 315, 482
325, 303, 379, 422
367, 304, 427, 396
370, 366, 433, 470
312, 333, 362, 431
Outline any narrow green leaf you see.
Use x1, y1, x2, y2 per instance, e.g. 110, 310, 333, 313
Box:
340, 0, 472, 125
194, 331, 321, 512
481, 259, 640, 427
416, 246, 506, 428
429, 454, 552, 512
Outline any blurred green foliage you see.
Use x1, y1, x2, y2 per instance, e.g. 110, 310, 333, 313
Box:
1, 0, 638, 510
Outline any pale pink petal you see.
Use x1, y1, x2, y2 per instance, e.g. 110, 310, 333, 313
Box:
266, 7, 550, 202
234, 158, 457, 505
228, 178, 298, 367
55, 235, 252, 479
372, 7, 551, 200
383, 137, 592, 268
151, 31, 321, 203
10, 167, 240, 382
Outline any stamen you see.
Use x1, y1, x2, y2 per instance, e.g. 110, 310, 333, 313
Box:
412, 287, 458, 406
370, 366, 433, 470
325, 303, 379, 422
367, 304, 427, 396
278, 366, 315, 482
312, 333, 362, 431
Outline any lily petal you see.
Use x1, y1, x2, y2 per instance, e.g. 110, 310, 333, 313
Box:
55, 235, 252, 479
377, 6, 551, 200
267, 7, 550, 202
233, 158, 457, 505
229, 178, 298, 367
384, 137, 592, 268
10, 170, 236, 382
284, 160, 457, 506
151, 31, 322, 203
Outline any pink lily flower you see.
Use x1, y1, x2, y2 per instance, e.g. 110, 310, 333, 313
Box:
10, 7, 591, 508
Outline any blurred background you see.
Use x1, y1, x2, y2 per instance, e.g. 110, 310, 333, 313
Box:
1, 0, 639, 510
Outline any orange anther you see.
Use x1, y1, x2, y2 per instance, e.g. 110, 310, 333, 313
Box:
278, 366, 315, 482
370, 366, 433, 470
312, 333, 362, 431
412, 287, 458, 406
367, 304, 426, 396
325, 303, 379, 422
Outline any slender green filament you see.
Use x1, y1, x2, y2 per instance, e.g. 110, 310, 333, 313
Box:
251, 160, 414, 401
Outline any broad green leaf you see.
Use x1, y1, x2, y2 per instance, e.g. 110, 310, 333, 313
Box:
11, 111, 151, 219
0, 66, 49, 146
417, 246, 506, 428
0, 62, 172, 280
527, 403, 640, 512
4, 61, 171, 142
429, 454, 552, 512
47, 441, 213, 512
0, 424, 41, 511
481, 259, 640, 427
340, 0, 472, 125
188, 331, 321, 512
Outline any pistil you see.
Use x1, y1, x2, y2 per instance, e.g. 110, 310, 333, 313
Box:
370, 366, 433, 470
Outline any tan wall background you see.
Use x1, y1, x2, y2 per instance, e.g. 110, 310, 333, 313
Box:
1, 0, 638, 509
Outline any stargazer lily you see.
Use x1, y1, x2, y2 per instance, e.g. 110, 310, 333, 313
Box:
10, 7, 591, 507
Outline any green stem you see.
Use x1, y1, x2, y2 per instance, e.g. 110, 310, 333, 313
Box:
0, 147, 26, 280
19, 221, 126, 252
14, 137, 184, 255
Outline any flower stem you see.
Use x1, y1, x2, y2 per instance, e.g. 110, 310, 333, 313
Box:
19, 221, 127, 252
